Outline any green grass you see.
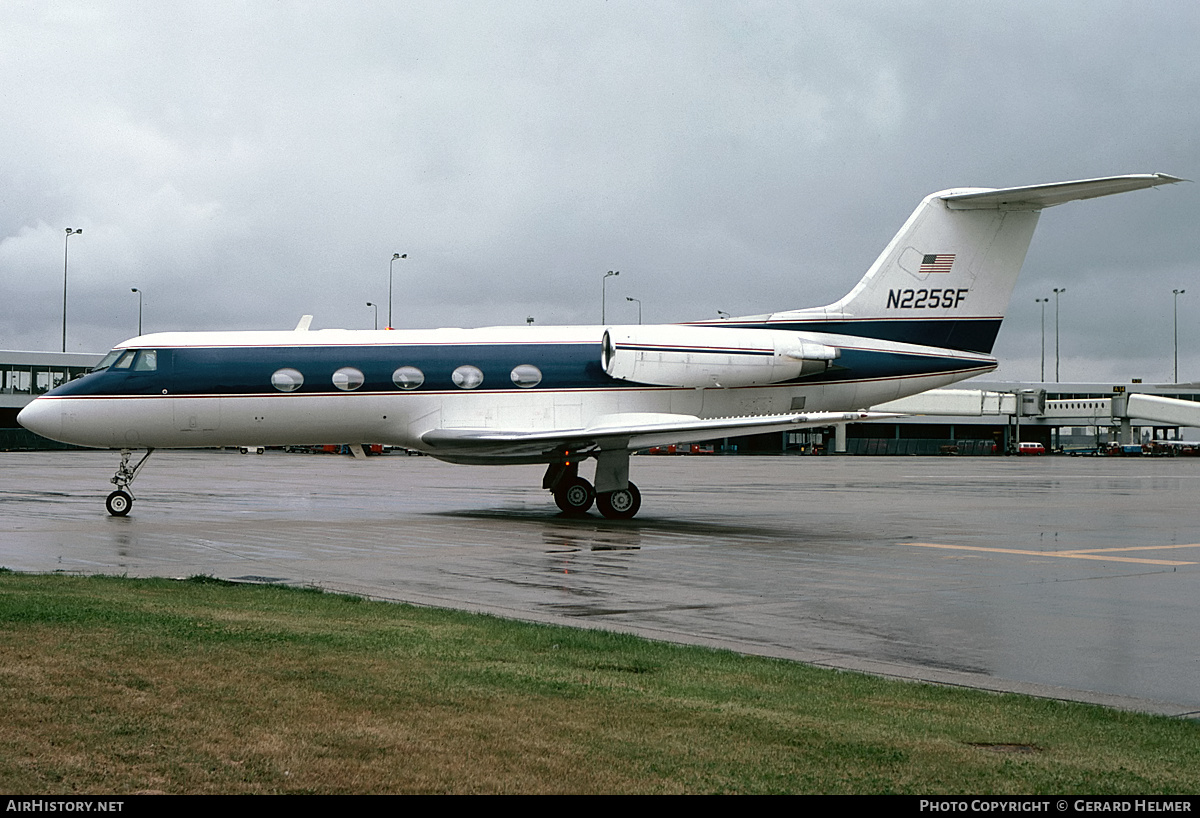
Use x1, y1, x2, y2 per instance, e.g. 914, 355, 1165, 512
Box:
0, 571, 1196, 794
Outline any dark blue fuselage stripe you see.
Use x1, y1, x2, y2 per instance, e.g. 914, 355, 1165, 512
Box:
47, 341, 989, 398
689, 318, 1004, 354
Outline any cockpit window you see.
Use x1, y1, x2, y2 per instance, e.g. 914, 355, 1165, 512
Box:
133, 350, 157, 371
92, 349, 123, 371
112, 350, 138, 370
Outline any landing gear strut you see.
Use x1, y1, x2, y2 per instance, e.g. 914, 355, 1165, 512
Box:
106, 448, 153, 517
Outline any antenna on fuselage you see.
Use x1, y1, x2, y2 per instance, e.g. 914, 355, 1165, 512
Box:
294, 315, 313, 331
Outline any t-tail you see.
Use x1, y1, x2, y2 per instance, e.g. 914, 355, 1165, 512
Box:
719, 173, 1183, 353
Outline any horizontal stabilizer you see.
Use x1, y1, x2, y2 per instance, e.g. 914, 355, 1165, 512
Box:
942, 173, 1184, 210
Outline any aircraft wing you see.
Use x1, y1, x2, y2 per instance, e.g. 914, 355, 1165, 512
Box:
421, 411, 897, 460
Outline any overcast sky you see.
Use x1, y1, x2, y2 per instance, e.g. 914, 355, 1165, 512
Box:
2, 1, 1197, 384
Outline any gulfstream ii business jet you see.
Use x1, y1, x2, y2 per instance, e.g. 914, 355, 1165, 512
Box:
19, 173, 1181, 518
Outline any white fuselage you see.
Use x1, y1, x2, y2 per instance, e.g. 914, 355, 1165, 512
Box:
18, 323, 996, 455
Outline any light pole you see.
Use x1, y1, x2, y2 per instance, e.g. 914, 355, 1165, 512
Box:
1174, 289, 1186, 383
367, 301, 378, 331
626, 296, 642, 324
602, 270, 618, 323
1053, 287, 1066, 382
1035, 297, 1049, 382
131, 288, 143, 336
388, 253, 406, 329
717, 310, 730, 320
62, 227, 82, 352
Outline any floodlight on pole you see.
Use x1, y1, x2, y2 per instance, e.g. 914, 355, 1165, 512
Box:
1174, 289, 1186, 383
1035, 297, 1049, 382
131, 288, 143, 336
367, 301, 378, 331
1053, 287, 1066, 382
601, 270, 619, 323
626, 296, 642, 324
388, 253, 406, 329
62, 228, 82, 352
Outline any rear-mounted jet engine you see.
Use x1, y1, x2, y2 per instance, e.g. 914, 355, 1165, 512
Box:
602, 325, 839, 388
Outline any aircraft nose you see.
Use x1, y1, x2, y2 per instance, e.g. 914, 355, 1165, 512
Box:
17, 398, 62, 441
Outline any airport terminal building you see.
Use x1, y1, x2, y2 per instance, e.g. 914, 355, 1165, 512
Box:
1, 350, 103, 449
679, 379, 1200, 456
777, 380, 1200, 455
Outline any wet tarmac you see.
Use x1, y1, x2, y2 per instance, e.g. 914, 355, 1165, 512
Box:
2, 449, 1198, 716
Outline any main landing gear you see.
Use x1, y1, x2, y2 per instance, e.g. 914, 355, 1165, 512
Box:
105, 448, 153, 517
543, 451, 642, 520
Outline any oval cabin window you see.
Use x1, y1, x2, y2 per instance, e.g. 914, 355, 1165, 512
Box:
392, 366, 425, 390
452, 365, 484, 389
271, 368, 304, 392
332, 367, 365, 391
510, 364, 542, 388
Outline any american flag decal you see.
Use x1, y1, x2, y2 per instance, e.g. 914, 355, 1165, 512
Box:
918, 253, 955, 274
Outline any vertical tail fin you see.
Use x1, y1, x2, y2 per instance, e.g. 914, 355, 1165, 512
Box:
767, 174, 1182, 353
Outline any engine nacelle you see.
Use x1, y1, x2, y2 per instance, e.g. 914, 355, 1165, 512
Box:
602, 325, 839, 388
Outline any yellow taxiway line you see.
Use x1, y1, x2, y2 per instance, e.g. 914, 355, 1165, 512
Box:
908, 542, 1198, 566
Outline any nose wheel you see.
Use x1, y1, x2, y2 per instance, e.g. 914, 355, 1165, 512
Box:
105, 448, 153, 516
106, 490, 133, 517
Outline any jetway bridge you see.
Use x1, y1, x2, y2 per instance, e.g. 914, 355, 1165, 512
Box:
848, 385, 1200, 453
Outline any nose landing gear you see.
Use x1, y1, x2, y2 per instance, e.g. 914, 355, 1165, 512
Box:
106, 448, 153, 517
